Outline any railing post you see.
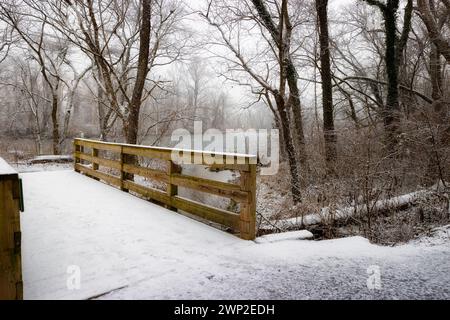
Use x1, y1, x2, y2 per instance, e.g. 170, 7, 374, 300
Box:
74, 140, 80, 173
79, 144, 85, 165
91, 148, 100, 181
239, 164, 257, 240
92, 148, 99, 170
0, 159, 23, 300
119, 146, 128, 192
167, 160, 181, 211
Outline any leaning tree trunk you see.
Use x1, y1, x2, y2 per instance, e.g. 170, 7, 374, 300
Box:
316, 0, 337, 175
251, 0, 308, 171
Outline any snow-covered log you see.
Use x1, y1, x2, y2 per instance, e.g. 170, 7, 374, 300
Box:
29, 155, 73, 164
267, 186, 446, 230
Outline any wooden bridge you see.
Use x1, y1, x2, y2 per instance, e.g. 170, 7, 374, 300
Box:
0, 139, 258, 299
73, 138, 257, 240
1, 146, 447, 300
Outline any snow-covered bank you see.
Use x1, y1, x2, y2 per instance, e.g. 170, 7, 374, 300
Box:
13, 162, 72, 173
255, 230, 314, 243
29, 155, 73, 164
20, 170, 450, 300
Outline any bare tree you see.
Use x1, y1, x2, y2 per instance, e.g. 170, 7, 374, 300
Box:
316, 0, 337, 174
22, 0, 188, 142
361, 0, 413, 153
200, 0, 307, 203
2, 58, 46, 154
0, 2, 73, 154
250, 0, 308, 168
0, 25, 15, 64
125, 0, 152, 146
417, 0, 450, 63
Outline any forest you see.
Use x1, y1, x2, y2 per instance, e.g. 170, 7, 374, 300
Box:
0, 0, 448, 244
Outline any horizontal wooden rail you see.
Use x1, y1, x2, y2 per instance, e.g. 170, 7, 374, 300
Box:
73, 138, 257, 240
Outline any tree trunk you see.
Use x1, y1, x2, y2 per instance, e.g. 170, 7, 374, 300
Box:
97, 77, 107, 141
51, 92, 60, 155
275, 94, 302, 203
285, 62, 308, 170
123, 0, 152, 181
251, 0, 308, 171
274, 113, 287, 158
34, 119, 42, 156
417, 0, 450, 63
125, 0, 151, 145
316, 0, 337, 174
430, 43, 443, 102
363, 0, 410, 153
383, 8, 401, 152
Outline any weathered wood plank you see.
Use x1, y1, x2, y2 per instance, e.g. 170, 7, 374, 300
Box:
123, 180, 170, 205
171, 196, 240, 230
209, 163, 250, 172
122, 164, 169, 183
121, 177, 240, 231
239, 164, 257, 240
75, 152, 122, 170
75, 164, 121, 187
171, 153, 256, 168
170, 173, 249, 203
122, 146, 172, 161
75, 139, 122, 153
75, 139, 256, 166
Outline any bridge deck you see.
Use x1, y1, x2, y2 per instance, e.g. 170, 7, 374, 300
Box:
22, 170, 242, 299
21, 170, 450, 299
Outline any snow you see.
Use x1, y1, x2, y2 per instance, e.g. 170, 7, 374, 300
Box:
255, 230, 314, 243
77, 138, 256, 159
271, 189, 433, 229
0, 157, 18, 176
410, 225, 450, 247
13, 162, 73, 173
31, 155, 73, 163
20, 170, 450, 300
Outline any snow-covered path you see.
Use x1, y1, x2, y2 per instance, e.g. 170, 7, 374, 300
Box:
21, 170, 450, 300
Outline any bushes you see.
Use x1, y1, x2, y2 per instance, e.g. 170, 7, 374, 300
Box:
257, 113, 450, 244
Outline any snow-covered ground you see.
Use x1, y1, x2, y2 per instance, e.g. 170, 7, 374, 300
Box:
20, 170, 450, 300
14, 162, 73, 173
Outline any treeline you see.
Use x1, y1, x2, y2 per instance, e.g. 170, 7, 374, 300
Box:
0, 0, 448, 204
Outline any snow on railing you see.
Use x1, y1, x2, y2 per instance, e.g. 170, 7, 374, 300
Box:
73, 138, 257, 240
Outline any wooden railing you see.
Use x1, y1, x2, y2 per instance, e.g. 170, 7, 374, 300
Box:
0, 158, 23, 300
73, 138, 257, 240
